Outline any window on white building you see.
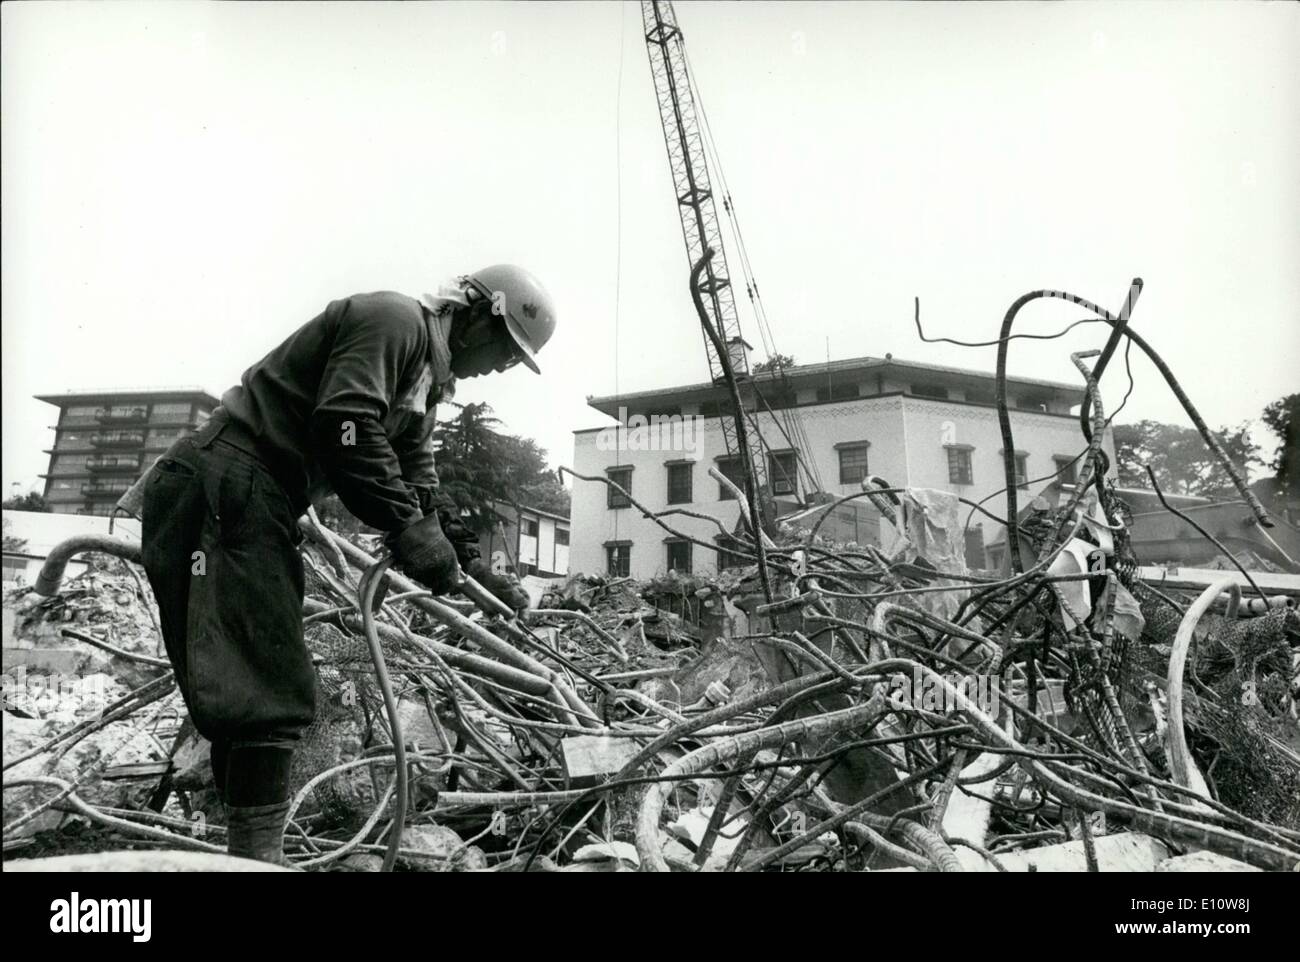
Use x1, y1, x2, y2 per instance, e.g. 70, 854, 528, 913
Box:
760, 389, 798, 411
836, 442, 870, 485
911, 383, 950, 400
554, 527, 570, 546
946, 446, 973, 485
605, 542, 631, 577
607, 467, 632, 509
1015, 396, 1049, 412
768, 451, 798, 496
666, 462, 693, 505
666, 539, 692, 575
716, 456, 745, 501
1000, 450, 1029, 489
1053, 455, 1078, 485
816, 382, 859, 403
522, 518, 539, 537
715, 535, 746, 571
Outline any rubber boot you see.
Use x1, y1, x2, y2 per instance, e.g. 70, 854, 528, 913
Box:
210, 739, 231, 805
223, 744, 295, 867
226, 799, 291, 866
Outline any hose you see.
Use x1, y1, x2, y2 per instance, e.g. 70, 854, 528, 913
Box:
32, 535, 143, 596
1167, 578, 1238, 799
359, 558, 407, 873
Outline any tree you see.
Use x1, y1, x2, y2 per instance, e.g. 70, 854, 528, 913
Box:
1114, 419, 1261, 498
2, 517, 28, 553
2, 491, 49, 512
494, 434, 571, 517
432, 402, 569, 531
1260, 393, 1298, 494
753, 353, 796, 374
432, 402, 510, 532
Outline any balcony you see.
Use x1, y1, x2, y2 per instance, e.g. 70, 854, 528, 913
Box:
96, 405, 148, 425
82, 480, 133, 499
87, 454, 142, 473
89, 431, 146, 448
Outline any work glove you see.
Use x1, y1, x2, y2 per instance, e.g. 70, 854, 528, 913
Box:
465, 558, 531, 614
425, 495, 482, 571
387, 514, 460, 595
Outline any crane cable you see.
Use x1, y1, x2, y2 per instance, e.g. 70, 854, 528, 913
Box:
681, 42, 825, 495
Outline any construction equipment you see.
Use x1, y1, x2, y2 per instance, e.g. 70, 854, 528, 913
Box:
640, 1, 822, 517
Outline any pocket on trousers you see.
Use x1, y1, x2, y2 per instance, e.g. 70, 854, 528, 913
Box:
143, 454, 200, 532
209, 463, 258, 545
153, 455, 199, 481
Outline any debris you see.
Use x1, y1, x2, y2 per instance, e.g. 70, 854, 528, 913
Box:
997, 832, 1170, 873
6, 850, 295, 872
568, 840, 639, 871
6, 305, 1300, 874
560, 735, 643, 788
1155, 851, 1263, 872
399, 824, 488, 872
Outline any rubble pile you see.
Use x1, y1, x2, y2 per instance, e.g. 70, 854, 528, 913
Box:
4, 497, 1297, 871
4, 556, 177, 848
3, 284, 1298, 871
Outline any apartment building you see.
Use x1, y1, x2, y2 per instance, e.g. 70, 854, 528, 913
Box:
36, 388, 219, 515
570, 354, 1115, 579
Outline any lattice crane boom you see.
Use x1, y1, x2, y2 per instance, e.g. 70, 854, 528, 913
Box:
641, 0, 768, 493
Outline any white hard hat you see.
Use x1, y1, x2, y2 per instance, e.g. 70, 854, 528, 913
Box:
464, 264, 556, 374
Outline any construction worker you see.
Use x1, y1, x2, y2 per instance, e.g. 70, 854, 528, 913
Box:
138, 265, 556, 865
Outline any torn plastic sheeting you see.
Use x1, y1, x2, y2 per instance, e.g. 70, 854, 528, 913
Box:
880, 488, 970, 621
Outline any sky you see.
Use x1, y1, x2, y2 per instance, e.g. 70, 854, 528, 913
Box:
3, 0, 1298, 498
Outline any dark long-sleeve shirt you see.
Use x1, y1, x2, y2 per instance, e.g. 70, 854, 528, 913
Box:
217, 292, 445, 532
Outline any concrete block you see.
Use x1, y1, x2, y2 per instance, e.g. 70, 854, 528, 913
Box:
560, 734, 642, 787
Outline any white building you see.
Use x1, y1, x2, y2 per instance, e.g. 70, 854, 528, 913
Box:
476, 500, 570, 579
569, 354, 1115, 580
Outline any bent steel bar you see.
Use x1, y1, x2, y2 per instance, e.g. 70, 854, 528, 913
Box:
994, 281, 1272, 573
32, 535, 143, 597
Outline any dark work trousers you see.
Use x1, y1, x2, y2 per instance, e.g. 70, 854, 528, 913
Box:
141, 419, 316, 806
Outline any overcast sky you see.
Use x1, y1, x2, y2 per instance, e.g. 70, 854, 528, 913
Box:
3, 1, 1297, 498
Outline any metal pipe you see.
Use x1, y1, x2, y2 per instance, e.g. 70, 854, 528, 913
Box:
1167, 578, 1238, 800
33, 535, 143, 596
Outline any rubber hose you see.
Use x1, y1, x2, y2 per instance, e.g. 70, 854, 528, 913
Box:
360, 558, 407, 873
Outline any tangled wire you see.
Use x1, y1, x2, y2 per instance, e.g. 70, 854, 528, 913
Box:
5, 277, 1297, 872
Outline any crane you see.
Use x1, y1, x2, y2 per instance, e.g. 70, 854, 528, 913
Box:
640, 0, 822, 518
